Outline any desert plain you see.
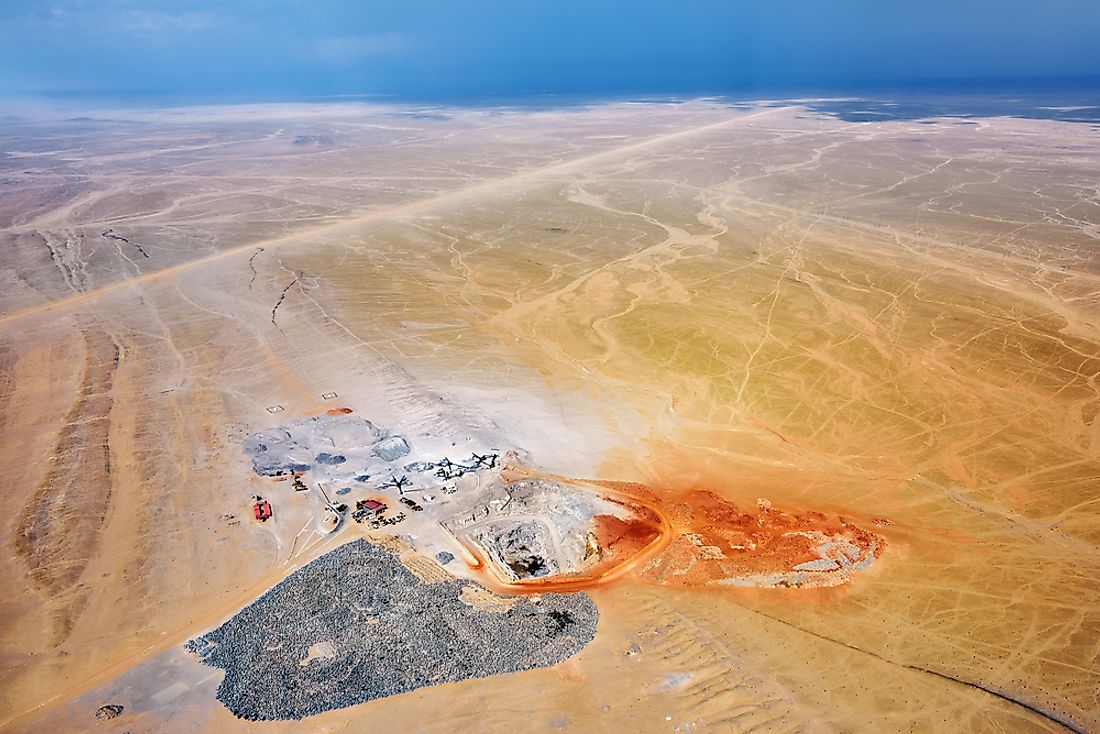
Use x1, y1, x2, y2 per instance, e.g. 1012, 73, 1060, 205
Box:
0, 97, 1098, 732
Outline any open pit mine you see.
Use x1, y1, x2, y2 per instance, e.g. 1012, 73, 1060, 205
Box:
3, 97, 1098, 734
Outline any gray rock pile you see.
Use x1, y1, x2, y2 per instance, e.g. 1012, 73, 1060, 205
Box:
94, 704, 124, 720
186, 539, 597, 720
372, 435, 410, 462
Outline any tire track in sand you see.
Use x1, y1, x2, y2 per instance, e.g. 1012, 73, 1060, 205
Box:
0, 107, 790, 330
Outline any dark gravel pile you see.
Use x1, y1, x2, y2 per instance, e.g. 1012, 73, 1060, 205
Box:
186, 539, 597, 720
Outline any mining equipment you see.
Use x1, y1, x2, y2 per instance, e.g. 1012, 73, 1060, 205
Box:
399, 496, 424, 512
252, 496, 273, 522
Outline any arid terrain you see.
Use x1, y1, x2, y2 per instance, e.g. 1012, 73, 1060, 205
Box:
1, 97, 1098, 733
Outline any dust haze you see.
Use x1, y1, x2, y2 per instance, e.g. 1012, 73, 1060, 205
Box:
1, 99, 1098, 733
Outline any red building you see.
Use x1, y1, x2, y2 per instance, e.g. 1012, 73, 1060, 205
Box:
357, 499, 385, 514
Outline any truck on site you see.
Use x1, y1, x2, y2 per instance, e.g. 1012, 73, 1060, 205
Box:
252, 496, 273, 522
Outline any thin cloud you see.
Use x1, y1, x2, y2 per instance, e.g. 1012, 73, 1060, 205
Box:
315, 33, 413, 66
30, 4, 220, 34
116, 10, 218, 33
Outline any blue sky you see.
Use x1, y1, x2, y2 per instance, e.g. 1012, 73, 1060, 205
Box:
1, 1, 1098, 100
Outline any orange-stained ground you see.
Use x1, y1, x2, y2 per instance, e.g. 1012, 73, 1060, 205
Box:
464, 473, 883, 593
590, 505, 663, 573
639, 490, 885, 588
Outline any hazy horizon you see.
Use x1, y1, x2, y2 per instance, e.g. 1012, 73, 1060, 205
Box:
2, 1, 1099, 103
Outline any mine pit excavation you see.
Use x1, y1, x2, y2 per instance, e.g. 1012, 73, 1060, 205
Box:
436, 467, 886, 592
441, 475, 658, 587
242, 411, 885, 592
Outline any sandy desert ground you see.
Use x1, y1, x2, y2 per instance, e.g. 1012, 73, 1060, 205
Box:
1, 97, 1098, 732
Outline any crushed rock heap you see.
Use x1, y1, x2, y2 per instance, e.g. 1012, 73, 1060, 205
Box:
186, 539, 597, 720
